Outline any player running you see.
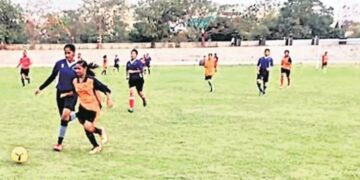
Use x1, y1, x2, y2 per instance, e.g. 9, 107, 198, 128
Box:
204, 53, 217, 92
321, 51, 328, 72
256, 49, 273, 96
144, 53, 152, 75
35, 44, 78, 151
60, 60, 112, 154
113, 55, 120, 72
280, 50, 292, 88
126, 49, 147, 113
101, 55, 108, 75
16, 50, 32, 87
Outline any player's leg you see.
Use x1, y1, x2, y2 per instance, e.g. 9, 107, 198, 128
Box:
136, 79, 147, 107
25, 69, 30, 84
20, 70, 25, 86
280, 69, 285, 88
128, 86, 136, 112
147, 65, 151, 75
83, 122, 101, 154
287, 70, 291, 87
256, 74, 264, 95
262, 72, 269, 94
53, 95, 75, 151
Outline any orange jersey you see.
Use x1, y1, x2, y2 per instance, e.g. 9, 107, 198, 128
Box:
73, 76, 111, 115
204, 58, 216, 76
322, 55, 328, 63
281, 56, 292, 70
103, 61, 107, 69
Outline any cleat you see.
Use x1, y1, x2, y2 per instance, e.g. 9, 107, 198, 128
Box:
53, 144, 64, 152
128, 108, 134, 113
89, 145, 102, 155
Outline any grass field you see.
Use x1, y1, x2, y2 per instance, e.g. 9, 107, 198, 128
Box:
1, 65, 360, 179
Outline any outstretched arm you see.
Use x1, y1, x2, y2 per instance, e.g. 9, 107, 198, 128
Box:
35, 63, 59, 95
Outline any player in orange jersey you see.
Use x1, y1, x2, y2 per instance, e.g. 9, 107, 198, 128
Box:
60, 60, 113, 154
280, 50, 292, 88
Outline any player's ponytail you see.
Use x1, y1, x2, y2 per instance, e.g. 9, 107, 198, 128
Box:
76, 60, 98, 77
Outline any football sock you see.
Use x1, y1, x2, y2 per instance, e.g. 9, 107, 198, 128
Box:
58, 119, 68, 145
85, 129, 98, 147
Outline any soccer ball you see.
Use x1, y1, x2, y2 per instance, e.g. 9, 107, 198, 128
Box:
11, 147, 28, 164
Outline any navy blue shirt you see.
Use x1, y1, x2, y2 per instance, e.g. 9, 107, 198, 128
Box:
126, 59, 144, 80
257, 56, 273, 70
39, 59, 77, 92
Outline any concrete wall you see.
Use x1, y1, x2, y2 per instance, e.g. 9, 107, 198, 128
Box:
1, 44, 359, 67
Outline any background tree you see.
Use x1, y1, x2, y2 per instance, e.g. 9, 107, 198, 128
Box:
0, 0, 27, 44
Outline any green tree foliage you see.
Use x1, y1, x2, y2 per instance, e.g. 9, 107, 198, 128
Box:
0, 0, 27, 44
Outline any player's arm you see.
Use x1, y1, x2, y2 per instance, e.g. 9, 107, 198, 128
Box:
35, 62, 59, 95
93, 78, 113, 108
256, 58, 261, 73
16, 59, 21, 68
289, 57, 292, 64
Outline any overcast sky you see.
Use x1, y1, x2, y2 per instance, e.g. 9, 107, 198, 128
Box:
10, 0, 360, 21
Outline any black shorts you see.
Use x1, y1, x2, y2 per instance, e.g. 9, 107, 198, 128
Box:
56, 91, 77, 116
77, 105, 97, 125
205, 76, 212, 80
281, 68, 291, 77
20, 68, 29, 76
114, 64, 119, 69
129, 78, 144, 92
145, 63, 150, 68
257, 69, 269, 83
322, 62, 328, 67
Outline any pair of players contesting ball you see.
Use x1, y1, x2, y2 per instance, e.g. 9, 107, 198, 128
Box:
34, 44, 147, 154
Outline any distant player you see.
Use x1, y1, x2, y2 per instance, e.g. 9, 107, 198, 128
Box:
256, 49, 273, 96
214, 53, 219, 72
77, 52, 83, 61
321, 51, 328, 71
16, 50, 32, 87
144, 53, 152, 75
60, 60, 112, 154
113, 55, 120, 72
280, 50, 292, 88
35, 44, 78, 151
204, 53, 217, 92
101, 55, 108, 75
126, 49, 147, 113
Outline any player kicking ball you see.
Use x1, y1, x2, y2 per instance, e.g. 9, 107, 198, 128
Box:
280, 50, 292, 88
61, 60, 112, 154
256, 49, 273, 96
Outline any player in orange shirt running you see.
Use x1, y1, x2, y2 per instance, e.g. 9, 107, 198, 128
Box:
204, 53, 217, 92
101, 55, 108, 75
61, 60, 113, 154
321, 51, 328, 71
16, 50, 32, 87
280, 50, 292, 88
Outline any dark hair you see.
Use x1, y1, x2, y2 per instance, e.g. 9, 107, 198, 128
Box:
76, 60, 98, 77
284, 50, 290, 53
64, 44, 76, 52
264, 48, 270, 53
103, 55, 107, 58
131, 49, 138, 55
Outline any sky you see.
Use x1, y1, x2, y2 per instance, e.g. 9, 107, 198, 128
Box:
10, 0, 360, 21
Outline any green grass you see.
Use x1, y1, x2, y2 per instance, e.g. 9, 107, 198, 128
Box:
1, 65, 360, 179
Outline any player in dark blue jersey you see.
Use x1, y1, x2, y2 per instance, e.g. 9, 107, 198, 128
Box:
144, 53, 151, 75
35, 44, 78, 151
126, 49, 147, 113
256, 48, 273, 96
113, 55, 120, 72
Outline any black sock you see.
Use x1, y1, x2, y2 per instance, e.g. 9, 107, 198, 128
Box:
26, 78, 30, 84
263, 84, 267, 93
21, 78, 25, 86
148, 68, 151, 74
208, 81, 213, 92
58, 137, 64, 145
94, 127, 102, 135
288, 78, 290, 86
257, 82, 263, 92
85, 129, 98, 147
